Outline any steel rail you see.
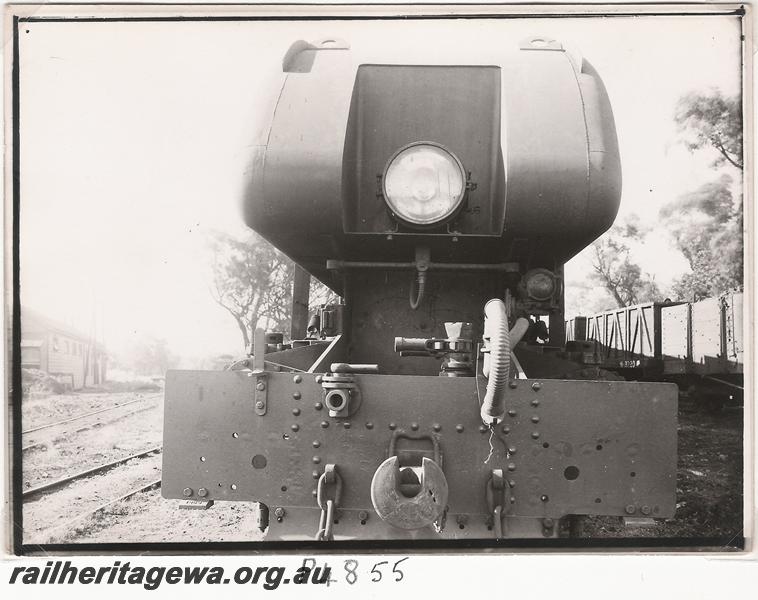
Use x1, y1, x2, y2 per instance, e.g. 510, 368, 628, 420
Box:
46, 478, 163, 539
23, 446, 162, 500
22, 402, 161, 453
703, 375, 744, 391
22, 393, 162, 435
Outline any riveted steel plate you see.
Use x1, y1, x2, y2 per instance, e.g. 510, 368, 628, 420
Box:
162, 371, 677, 534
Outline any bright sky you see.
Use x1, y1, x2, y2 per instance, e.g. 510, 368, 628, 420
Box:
18, 15, 743, 358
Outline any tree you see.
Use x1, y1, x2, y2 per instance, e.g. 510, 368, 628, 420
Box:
663, 89, 743, 301
209, 231, 295, 350
589, 215, 661, 307
208, 231, 340, 350
674, 89, 743, 170
660, 174, 743, 300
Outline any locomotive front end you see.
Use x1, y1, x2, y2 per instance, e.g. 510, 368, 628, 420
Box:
161, 37, 678, 541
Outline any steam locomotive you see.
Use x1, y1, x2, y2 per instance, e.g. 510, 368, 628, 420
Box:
162, 37, 678, 540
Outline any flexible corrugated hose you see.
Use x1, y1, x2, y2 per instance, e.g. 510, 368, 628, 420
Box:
480, 299, 529, 425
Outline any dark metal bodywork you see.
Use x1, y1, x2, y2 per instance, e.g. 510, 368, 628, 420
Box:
163, 371, 677, 539
244, 38, 621, 289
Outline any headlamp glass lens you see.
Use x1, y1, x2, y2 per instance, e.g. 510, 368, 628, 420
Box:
384, 144, 465, 226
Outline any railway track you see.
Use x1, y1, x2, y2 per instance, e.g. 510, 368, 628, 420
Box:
45, 478, 163, 540
23, 440, 164, 544
23, 446, 162, 500
22, 390, 168, 543
22, 393, 162, 435
22, 393, 162, 453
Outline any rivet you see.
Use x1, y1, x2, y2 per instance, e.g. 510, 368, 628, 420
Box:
314, 402, 323, 410
531, 382, 542, 392
183, 487, 193, 497
641, 505, 651, 515
315, 375, 323, 384
510, 496, 516, 504
433, 424, 441, 432
531, 416, 540, 423
312, 441, 320, 448
274, 507, 285, 518
198, 488, 207, 498
312, 471, 319, 479
507, 409, 517, 417
411, 422, 419, 431
456, 514, 468, 525
358, 510, 369, 521
531, 399, 540, 407
292, 408, 301, 416
479, 425, 488, 433
293, 375, 302, 384
502, 426, 510, 434
508, 380, 518, 389
508, 479, 516, 488
255, 401, 264, 409
312, 489, 318, 496
256, 382, 266, 391
291, 424, 300, 432
531, 431, 540, 439
389, 423, 397, 430
508, 447, 517, 454
293, 391, 302, 400
343, 422, 351, 429
365, 422, 374, 430
542, 517, 554, 528
540, 494, 549, 502
507, 463, 517, 472
456, 424, 464, 433
312, 456, 321, 464
320, 421, 329, 428
625, 505, 636, 515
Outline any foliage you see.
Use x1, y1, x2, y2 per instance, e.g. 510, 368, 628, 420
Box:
208, 231, 295, 350
589, 215, 661, 308
664, 88, 743, 301
674, 89, 743, 170
309, 277, 339, 310
661, 175, 743, 301
208, 231, 339, 349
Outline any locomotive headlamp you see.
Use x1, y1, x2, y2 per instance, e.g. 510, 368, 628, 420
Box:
382, 142, 466, 227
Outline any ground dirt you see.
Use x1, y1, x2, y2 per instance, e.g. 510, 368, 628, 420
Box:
21, 389, 745, 546
22, 392, 162, 487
